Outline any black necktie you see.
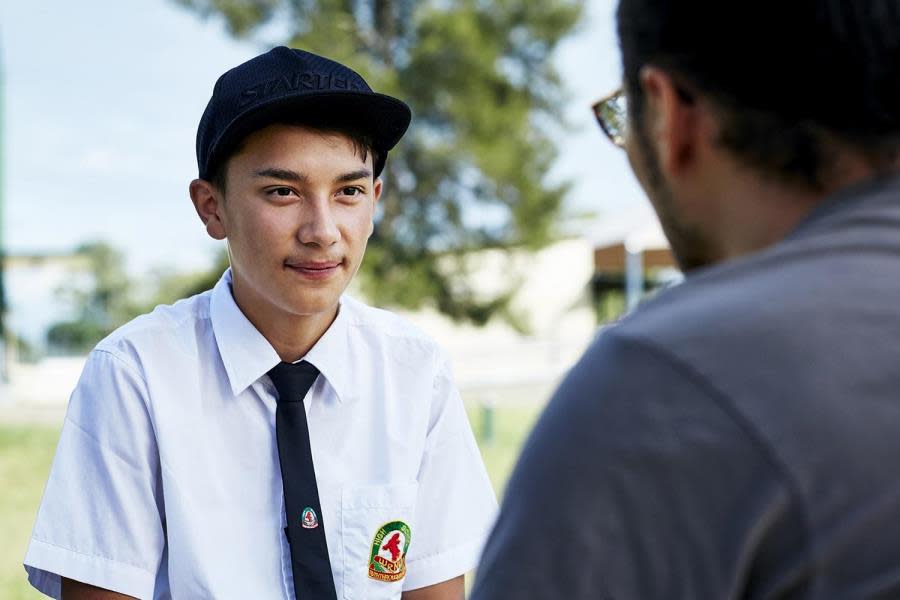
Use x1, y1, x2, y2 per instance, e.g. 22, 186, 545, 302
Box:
268, 361, 337, 600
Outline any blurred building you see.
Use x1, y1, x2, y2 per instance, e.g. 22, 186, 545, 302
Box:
1, 253, 91, 407
5, 253, 91, 355
0, 230, 680, 409
400, 229, 681, 405
399, 238, 598, 402
589, 218, 681, 315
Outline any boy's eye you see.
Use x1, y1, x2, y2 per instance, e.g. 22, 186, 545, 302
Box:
273, 187, 294, 196
341, 187, 361, 196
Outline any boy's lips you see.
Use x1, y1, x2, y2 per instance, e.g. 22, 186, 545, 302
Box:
284, 260, 343, 280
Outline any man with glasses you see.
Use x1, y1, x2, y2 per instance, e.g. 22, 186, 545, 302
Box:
472, 1, 900, 598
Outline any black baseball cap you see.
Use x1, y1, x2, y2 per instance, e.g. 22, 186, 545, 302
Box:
196, 46, 411, 180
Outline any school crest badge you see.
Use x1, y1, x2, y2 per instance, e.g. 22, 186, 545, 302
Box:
301, 507, 319, 529
368, 521, 411, 582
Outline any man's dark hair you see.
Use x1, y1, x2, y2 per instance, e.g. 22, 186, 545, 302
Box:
208, 108, 381, 193
617, 0, 900, 188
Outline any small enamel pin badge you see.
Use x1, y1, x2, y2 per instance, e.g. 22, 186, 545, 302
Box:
368, 521, 411, 582
301, 507, 319, 529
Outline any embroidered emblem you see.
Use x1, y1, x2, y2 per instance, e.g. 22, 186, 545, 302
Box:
368, 521, 411, 582
301, 507, 319, 529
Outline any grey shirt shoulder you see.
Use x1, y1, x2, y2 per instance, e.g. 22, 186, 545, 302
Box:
472, 174, 900, 600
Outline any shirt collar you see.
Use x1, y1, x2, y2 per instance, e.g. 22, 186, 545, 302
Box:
303, 297, 355, 404
209, 268, 354, 402
788, 171, 900, 241
210, 269, 282, 396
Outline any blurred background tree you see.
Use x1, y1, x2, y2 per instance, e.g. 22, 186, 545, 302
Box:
174, 0, 585, 326
45, 243, 230, 354
45, 242, 141, 354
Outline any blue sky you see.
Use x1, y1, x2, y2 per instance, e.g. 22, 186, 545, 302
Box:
1, 0, 650, 276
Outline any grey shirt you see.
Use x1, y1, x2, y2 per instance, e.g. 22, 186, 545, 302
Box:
471, 174, 900, 599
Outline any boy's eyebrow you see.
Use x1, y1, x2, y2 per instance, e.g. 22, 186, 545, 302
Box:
251, 168, 372, 185
253, 168, 309, 183
335, 169, 373, 184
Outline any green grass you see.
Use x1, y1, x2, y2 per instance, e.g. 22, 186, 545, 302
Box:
465, 402, 544, 496
0, 404, 544, 598
1, 425, 62, 600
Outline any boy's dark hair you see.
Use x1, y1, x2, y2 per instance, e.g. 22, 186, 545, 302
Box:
208, 107, 381, 193
617, 0, 900, 188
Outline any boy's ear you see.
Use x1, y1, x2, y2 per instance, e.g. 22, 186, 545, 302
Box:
369, 178, 383, 238
190, 179, 227, 240
373, 177, 383, 204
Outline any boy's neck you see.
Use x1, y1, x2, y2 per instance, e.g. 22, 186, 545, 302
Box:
230, 278, 339, 363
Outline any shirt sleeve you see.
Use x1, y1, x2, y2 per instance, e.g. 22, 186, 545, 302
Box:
24, 348, 165, 600
470, 331, 806, 600
403, 350, 498, 591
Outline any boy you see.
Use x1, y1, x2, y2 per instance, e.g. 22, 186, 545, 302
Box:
25, 46, 496, 600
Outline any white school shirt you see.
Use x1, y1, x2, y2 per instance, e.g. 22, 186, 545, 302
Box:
24, 269, 497, 600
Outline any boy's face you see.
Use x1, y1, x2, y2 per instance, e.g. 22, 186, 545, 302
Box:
207, 123, 381, 326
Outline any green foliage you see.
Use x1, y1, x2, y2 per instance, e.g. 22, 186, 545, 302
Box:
46, 320, 112, 355
146, 249, 231, 304
45, 243, 229, 354
594, 290, 626, 324
9, 332, 41, 364
174, 0, 585, 325
46, 242, 143, 353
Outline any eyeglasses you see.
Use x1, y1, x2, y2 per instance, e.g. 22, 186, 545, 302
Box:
592, 88, 627, 149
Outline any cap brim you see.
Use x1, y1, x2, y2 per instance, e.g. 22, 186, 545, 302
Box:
205, 90, 411, 179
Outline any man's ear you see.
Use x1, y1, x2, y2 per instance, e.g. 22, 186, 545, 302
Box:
189, 179, 227, 241
638, 66, 701, 177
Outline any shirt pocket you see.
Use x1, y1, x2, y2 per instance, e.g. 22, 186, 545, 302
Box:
341, 482, 418, 600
